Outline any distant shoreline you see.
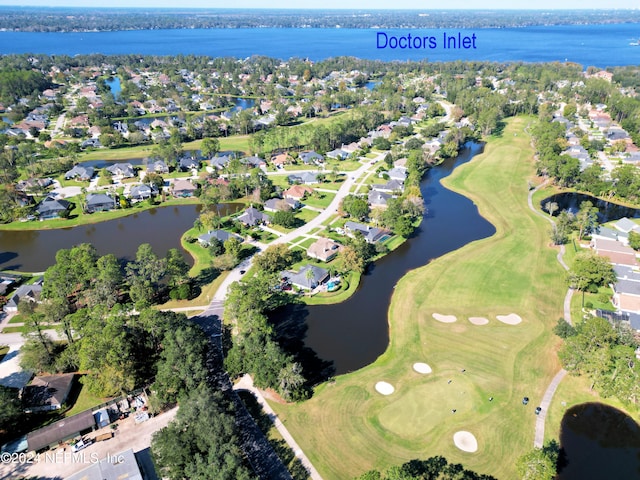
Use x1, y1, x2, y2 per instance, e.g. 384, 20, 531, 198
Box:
1, 7, 640, 33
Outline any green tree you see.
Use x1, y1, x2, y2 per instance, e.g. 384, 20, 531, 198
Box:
223, 237, 242, 260
0, 386, 23, 433
341, 194, 369, 221
151, 385, 255, 480
272, 210, 298, 228
254, 244, 297, 274
628, 231, 640, 251
166, 248, 190, 287
567, 251, 616, 294
516, 442, 559, 480
575, 201, 599, 240
201, 137, 220, 158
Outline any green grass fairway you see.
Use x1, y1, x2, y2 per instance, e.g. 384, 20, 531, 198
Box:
270, 117, 566, 479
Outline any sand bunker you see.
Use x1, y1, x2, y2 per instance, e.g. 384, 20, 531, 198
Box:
468, 317, 489, 325
413, 362, 432, 374
375, 381, 395, 395
432, 313, 457, 323
496, 313, 523, 325
453, 431, 478, 453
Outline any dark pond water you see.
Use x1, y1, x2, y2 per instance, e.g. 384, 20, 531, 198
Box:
364, 81, 381, 90
541, 193, 640, 223
272, 142, 496, 377
0, 203, 242, 272
231, 97, 255, 113
558, 402, 640, 479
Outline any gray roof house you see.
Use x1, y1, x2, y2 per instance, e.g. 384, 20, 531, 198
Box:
387, 167, 407, 182
299, 151, 324, 165
27, 409, 96, 452
144, 158, 169, 173
210, 155, 233, 170
344, 221, 390, 243
288, 172, 319, 185
285, 264, 329, 290
197, 229, 243, 247
22, 373, 75, 413
264, 198, 300, 212
64, 165, 95, 181
85, 193, 116, 213
242, 156, 267, 168
66, 448, 143, 480
614, 217, 639, 234
129, 184, 158, 200
35, 196, 70, 219
106, 163, 135, 178
179, 156, 200, 171
4, 280, 43, 313
368, 190, 393, 208
237, 206, 270, 226
326, 148, 349, 160
372, 179, 404, 193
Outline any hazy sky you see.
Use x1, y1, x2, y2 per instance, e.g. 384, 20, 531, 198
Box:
0, 0, 638, 9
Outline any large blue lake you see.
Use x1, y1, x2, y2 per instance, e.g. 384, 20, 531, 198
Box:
1, 23, 640, 67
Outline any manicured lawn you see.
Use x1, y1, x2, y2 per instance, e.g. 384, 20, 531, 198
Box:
1, 325, 27, 334
298, 237, 316, 249
295, 208, 319, 224
303, 192, 335, 209
269, 117, 568, 480
0, 345, 9, 362
303, 272, 360, 305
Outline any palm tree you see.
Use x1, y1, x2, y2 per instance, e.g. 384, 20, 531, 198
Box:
305, 267, 315, 290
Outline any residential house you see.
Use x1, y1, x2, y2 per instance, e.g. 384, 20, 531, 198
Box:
106, 163, 135, 179
242, 156, 267, 169
271, 153, 290, 168
85, 193, 116, 213
344, 221, 390, 243
26, 409, 97, 453
144, 158, 169, 174
285, 264, 329, 290
613, 217, 640, 234
611, 265, 640, 314
64, 165, 94, 181
368, 190, 393, 208
4, 279, 43, 313
326, 148, 349, 160
591, 237, 639, 267
129, 184, 158, 201
387, 167, 407, 182
172, 179, 197, 197
21, 374, 75, 413
283, 185, 313, 200
179, 156, 200, 171
299, 151, 324, 165
372, 179, 404, 194
35, 196, 70, 219
264, 198, 300, 212
307, 238, 342, 262
288, 172, 319, 185
197, 229, 243, 247
237, 206, 270, 226
210, 155, 232, 170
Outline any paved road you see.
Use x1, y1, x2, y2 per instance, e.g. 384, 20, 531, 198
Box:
191, 304, 294, 480
527, 180, 570, 448
234, 375, 323, 480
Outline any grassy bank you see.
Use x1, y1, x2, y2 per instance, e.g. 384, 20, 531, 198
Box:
269, 117, 566, 479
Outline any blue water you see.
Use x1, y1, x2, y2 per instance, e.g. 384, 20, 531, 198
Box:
105, 76, 121, 99
231, 97, 255, 112
1, 24, 640, 67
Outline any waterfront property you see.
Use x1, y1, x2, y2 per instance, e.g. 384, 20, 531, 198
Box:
4, 279, 43, 313
307, 237, 343, 262
35, 196, 70, 219
197, 229, 243, 247
284, 264, 329, 290
344, 221, 390, 243
64, 165, 95, 181
85, 193, 116, 213
237, 206, 270, 226
171, 179, 197, 197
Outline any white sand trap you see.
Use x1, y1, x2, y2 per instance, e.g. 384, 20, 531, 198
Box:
496, 313, 523, 325
375, 381, 395, 395
413, 362, 432, 374
468, 317, 489, 325
432, 313, 457, 323
453, 431, 478, 453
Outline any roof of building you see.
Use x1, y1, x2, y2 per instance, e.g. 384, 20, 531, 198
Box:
238, 206, 269, 226
22, 373, 75, 411
197, 229, 242, 244
86, 193, 115, 206
173, 179, 197, 191
66, 448, 143, 480
592, 237, 636, 255
283, 185, 313, 199
614, 217, 639, 233
27, 409, 96, 452
615, 279, 640, 296
285, 264, 329, 289
6, 282, 43, 310
307, 238, 342, 261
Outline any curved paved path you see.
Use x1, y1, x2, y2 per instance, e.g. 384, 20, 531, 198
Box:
527, 180, 571, 448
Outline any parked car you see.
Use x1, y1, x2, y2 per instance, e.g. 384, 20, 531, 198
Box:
535, 406, 542, 415
71, 438, 92, 453
522, 397, 529, 405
